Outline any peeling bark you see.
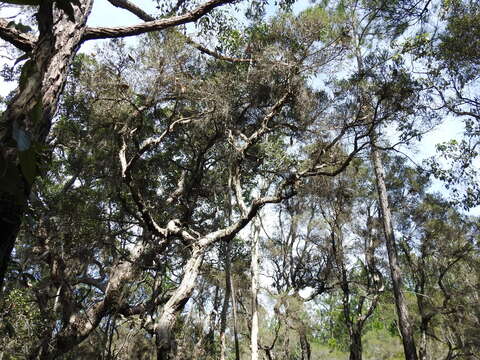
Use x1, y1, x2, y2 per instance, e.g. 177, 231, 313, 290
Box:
0, 0, 94, 290
154, 246, 204, 360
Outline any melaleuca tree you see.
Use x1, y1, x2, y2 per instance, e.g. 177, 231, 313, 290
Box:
365, 153, 480, 360
0, 0, 243, 289
313, 160, 386, 360
1, 6, 371, 358
3, 1, 477, 359
261, 195, 334, 360
328, 0, 438, 356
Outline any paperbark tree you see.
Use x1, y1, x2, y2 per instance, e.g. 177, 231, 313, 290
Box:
1, 4, 413, 358
320, 190, 383, 360
0, 0, 236, 289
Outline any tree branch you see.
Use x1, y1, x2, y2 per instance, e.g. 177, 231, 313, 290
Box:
105, 0, 251, 64
184, 36, 252, 63
0, 17, 35, 52
106, 0, 155, 21
82, 0, 236, 42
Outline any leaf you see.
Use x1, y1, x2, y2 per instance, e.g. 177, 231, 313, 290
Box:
4, 321, 16, 337
7, 21, 34, 33
16, 22, 33, 33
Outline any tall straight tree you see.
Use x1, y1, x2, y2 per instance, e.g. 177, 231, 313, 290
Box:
250, 217, 261, 360
340, 0, 432, 357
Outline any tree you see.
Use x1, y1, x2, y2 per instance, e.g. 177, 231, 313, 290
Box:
1, 7, 366, 357
340, 1, 433, 357
0, 0, 237, 289
2, 0, 478, 358
315, 162, 385, 360
423, 0, 480, 209
398, 193, 480, 360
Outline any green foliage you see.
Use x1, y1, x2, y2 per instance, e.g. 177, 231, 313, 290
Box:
0, 288, 43, 357
2, 1, 479, 359
439, 1, 480, 79
6, 20, 33, 33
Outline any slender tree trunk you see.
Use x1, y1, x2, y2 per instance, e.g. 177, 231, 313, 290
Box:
231, 273, 241, 360
419, 326, 427, 360
415, 281, 428, 360
220, 242, 232, 360
0, 0, 94, 289
351, 19, 417, 358
349, 328, 362, 360
206, 285, 220, 356
154, 247, 205, 360
299, 327, 311, 360
370, 140, 418, 360
264, 349, 274, 360
250, 218, 260, 360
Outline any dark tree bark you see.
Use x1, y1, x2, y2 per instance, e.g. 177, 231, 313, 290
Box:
349, 328, 362, 360
299, 327, 311, 360
351, 17, 418, 357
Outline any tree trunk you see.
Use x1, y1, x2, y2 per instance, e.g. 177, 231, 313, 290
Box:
370, 141, 418, 360
155, 322, 176, 360
419, 327, 427, 360
231, 273, 241, 360
0, 0, 94, 289
251, 218, 260, 360
154, 247, 205, 360
0, 209, 22, 291
349, 329, 362, 360
219, 242, 232, 360
299, 328, 311, 360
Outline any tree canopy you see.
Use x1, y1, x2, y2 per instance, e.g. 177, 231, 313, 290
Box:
0, 0, 479, 359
